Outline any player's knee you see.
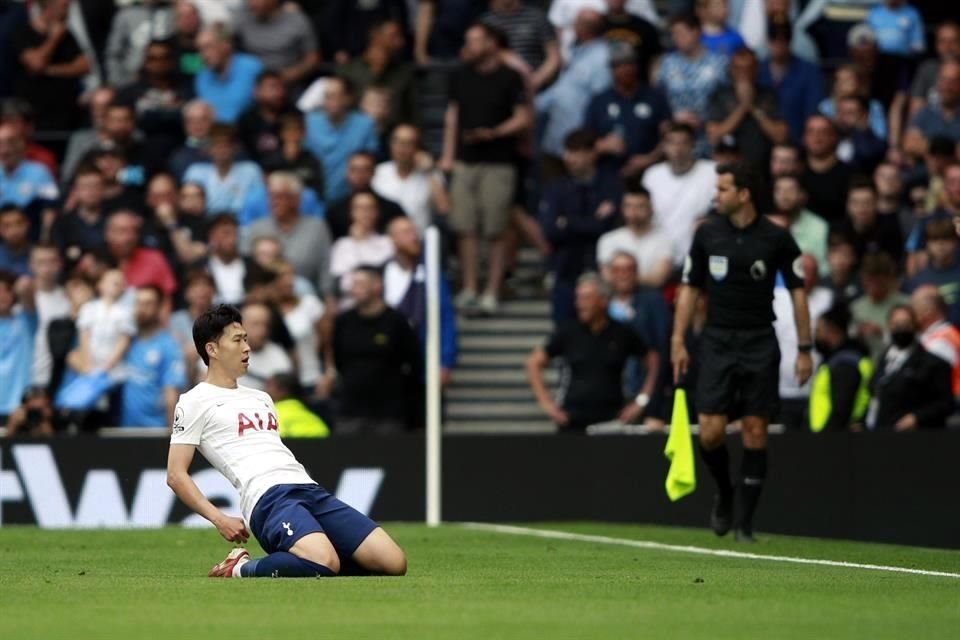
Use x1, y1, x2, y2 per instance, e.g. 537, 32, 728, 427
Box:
382, 549, 407, 576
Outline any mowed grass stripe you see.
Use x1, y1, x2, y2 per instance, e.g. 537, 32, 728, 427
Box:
462, 522, 960, 579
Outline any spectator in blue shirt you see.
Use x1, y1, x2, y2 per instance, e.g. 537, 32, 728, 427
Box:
0, 123, 58, 242
183, 124, 266, 216
866, 0, 925, 58
759, 19, 825, 143
540, 129, 623, 324
194, 24, 264, 124
0, 205, 32, 276
905, 217, 960, 328
655, 12, 727, 144
120, 285, 186, 428
697, 0, 745, 57
905, 62, 960, 151
584, 41, 671, 180
536, 9, 612, 162
0, 268, 36, 420
305, 76, 379, 203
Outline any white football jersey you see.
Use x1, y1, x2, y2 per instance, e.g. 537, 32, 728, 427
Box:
170, 382, 315, 522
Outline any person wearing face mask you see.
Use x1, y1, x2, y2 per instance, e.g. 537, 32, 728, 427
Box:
866, 304, 954, 430
809, 305, 872, 432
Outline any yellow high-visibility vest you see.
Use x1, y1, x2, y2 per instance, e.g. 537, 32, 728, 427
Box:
809, 353, 873, 432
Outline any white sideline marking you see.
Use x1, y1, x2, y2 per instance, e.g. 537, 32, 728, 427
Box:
461, 522, 960, 580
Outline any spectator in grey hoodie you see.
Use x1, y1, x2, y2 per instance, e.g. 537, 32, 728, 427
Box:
105, 0, 175, 88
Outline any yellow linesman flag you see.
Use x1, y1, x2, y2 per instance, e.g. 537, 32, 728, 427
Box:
664, 388, 696, 501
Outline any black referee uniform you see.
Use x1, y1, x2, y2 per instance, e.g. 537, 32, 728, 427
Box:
681, 212, 804, 539
683, 214, 803, 418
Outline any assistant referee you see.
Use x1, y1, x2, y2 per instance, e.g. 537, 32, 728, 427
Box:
671, 162, 813, 542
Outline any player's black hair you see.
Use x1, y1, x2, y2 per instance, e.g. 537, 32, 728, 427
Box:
563, 128, 598, 151
716, 161, 762, 204
193, 304, 243, 366
819, 304, 851, 335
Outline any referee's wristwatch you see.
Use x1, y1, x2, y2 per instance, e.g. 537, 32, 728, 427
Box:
797, 344, 813, 354
634, 393, 650, 408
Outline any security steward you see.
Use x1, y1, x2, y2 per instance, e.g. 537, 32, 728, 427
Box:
671, 162, 813, 542
809, 305, 873, 432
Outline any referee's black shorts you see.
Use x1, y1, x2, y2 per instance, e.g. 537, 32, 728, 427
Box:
696, 325, 781, 420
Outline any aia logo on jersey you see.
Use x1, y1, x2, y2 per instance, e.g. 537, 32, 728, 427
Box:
237, 411, 278, 436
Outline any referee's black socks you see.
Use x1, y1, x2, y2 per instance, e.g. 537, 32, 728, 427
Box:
699, 442, 733, 502
738, 448, 768, 534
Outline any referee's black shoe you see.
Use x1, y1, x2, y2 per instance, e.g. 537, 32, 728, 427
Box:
710, 493, 733, 537
734, 529, 757, 543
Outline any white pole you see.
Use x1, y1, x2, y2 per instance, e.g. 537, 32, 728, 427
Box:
425, 226, 442, 527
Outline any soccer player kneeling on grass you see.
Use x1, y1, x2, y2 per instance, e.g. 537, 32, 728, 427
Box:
166, 304, 407, 578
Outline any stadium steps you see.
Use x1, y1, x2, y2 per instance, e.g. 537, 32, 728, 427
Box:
445, 248, 557, 434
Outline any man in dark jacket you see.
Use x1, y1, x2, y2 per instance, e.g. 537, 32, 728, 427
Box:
868, 304, 954, 430
540, 128, 622, 324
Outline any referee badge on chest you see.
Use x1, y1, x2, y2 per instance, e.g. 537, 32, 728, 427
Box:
709, 255, 728, 281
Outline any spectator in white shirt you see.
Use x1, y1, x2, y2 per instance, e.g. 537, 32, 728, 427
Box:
329, 192, 395, 307
372, 124, 449, 232
596, 184, 673, 288
237, 301, 293, 390
206, 213, 249, 305
641, 121, 717, 265
271, 260, 325, 394
29, 244, 70, 389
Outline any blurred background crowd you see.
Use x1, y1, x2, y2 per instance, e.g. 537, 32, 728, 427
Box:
0, 0, 958, 437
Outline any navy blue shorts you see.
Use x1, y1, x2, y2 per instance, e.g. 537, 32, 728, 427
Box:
249, 484, 379, 559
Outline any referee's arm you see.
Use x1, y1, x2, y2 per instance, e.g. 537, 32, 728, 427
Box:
670, 284, 700, 385
790, 287, 814, 385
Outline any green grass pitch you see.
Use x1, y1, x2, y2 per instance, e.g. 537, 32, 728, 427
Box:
2, 523, 959, 639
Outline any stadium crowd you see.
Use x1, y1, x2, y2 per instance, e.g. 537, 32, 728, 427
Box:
0, 0, 958, 437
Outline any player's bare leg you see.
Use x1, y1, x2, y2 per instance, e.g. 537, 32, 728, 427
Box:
351, 527, 407, 576
736, 416, 770, 543
698, 413, 734, 536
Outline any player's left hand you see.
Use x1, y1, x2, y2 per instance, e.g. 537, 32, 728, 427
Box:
795, 351, 813, 386
215, 516, 249, 544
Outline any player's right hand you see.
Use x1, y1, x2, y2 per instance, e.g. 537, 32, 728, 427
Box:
671, 340, 689, 385
215, 516, 249, 544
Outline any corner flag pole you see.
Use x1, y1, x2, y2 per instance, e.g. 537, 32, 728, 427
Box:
424, 226, 442, 527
